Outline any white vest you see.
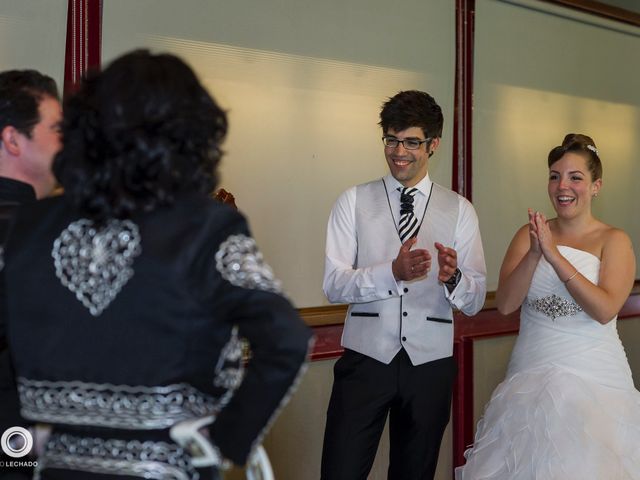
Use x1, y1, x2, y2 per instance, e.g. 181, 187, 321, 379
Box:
341, 179, 460, 365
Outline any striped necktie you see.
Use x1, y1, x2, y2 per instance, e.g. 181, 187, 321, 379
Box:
398, 187, 419, 242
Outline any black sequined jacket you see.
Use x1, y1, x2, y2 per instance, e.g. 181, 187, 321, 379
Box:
1, 192, 312, 479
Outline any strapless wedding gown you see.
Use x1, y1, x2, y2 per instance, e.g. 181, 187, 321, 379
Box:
456, 246, 640, 479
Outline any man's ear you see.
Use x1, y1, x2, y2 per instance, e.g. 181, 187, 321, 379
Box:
1, 126, 21, 156
428, 137, 440, 158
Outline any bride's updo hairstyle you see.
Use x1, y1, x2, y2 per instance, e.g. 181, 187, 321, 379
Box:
53, 50, 228, 223
547, 133, 602, 181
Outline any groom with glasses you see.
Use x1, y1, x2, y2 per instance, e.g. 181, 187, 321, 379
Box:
321, 90, 487, 480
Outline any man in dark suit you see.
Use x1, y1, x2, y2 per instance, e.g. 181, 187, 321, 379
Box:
0, 69, 61, 479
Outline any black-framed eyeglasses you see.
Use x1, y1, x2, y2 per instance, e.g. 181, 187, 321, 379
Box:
382, 136, 431, 150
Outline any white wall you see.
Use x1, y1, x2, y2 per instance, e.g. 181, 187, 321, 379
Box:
0, 0, 67, 90
5, 1, 639, 306
473, 0, 640, 290
101, 0, 456, 307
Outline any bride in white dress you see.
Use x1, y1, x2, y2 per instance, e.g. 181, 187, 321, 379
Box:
456, 133, 640, 479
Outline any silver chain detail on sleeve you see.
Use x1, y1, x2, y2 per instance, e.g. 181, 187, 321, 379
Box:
248, 337, 314, 459
213, 326, 245, 391
215, 234, 282, 293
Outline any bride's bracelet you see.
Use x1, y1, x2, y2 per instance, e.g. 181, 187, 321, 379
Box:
564, 270, 579, 284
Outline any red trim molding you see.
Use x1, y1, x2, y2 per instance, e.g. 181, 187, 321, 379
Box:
451, 308, 520, 467
64, 0, 102, 98
452, 335, 474, 467
542, 0, 640, 27
306, 284, 640, 472
452, 0, 475, 201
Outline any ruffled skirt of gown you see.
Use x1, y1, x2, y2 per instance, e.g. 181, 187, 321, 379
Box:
456, 247, 640, 480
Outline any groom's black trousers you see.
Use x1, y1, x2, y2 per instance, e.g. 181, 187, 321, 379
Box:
321, 348, 456, 480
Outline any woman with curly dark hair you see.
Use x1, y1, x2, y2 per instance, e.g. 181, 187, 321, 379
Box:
54, 50, 226, 224
1, 50, 311, 480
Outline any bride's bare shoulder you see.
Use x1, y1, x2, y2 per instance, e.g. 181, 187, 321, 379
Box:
600, 224, 634, 257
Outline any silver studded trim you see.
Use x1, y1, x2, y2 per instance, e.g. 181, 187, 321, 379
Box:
17, 327, 246, 431
207, 326, 246, 417
213, 326, 245, 392
525, 294, 583, 320
17, 379, 218, 430
34, 433, 198, 480
52, 218, 142, 316
215, 234, 282, 293
249, 337, 314, 458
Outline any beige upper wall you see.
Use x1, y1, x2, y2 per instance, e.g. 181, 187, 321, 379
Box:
474, 0, 640, 290
102, 0, 456, 308
102, 0, 639, 305
0, 0, 67, 92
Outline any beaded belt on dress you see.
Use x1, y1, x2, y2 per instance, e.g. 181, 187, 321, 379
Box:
525, 294, 583, 321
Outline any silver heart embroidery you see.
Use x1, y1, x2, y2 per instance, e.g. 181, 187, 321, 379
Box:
52, 219, 142, 316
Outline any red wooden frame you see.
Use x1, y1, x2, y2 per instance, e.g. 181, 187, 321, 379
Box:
65, 0, 640, 475
452, 0, 475, 201
309, 290, 640, 474
542, 0, 640, 26
64, 0, 102, 98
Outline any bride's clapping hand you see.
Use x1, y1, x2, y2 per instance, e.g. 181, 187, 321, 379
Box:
533, 211, 559, 262
528, 208, 542, 256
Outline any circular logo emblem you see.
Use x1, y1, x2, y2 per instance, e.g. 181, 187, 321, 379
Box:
1, 427, 33, 458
